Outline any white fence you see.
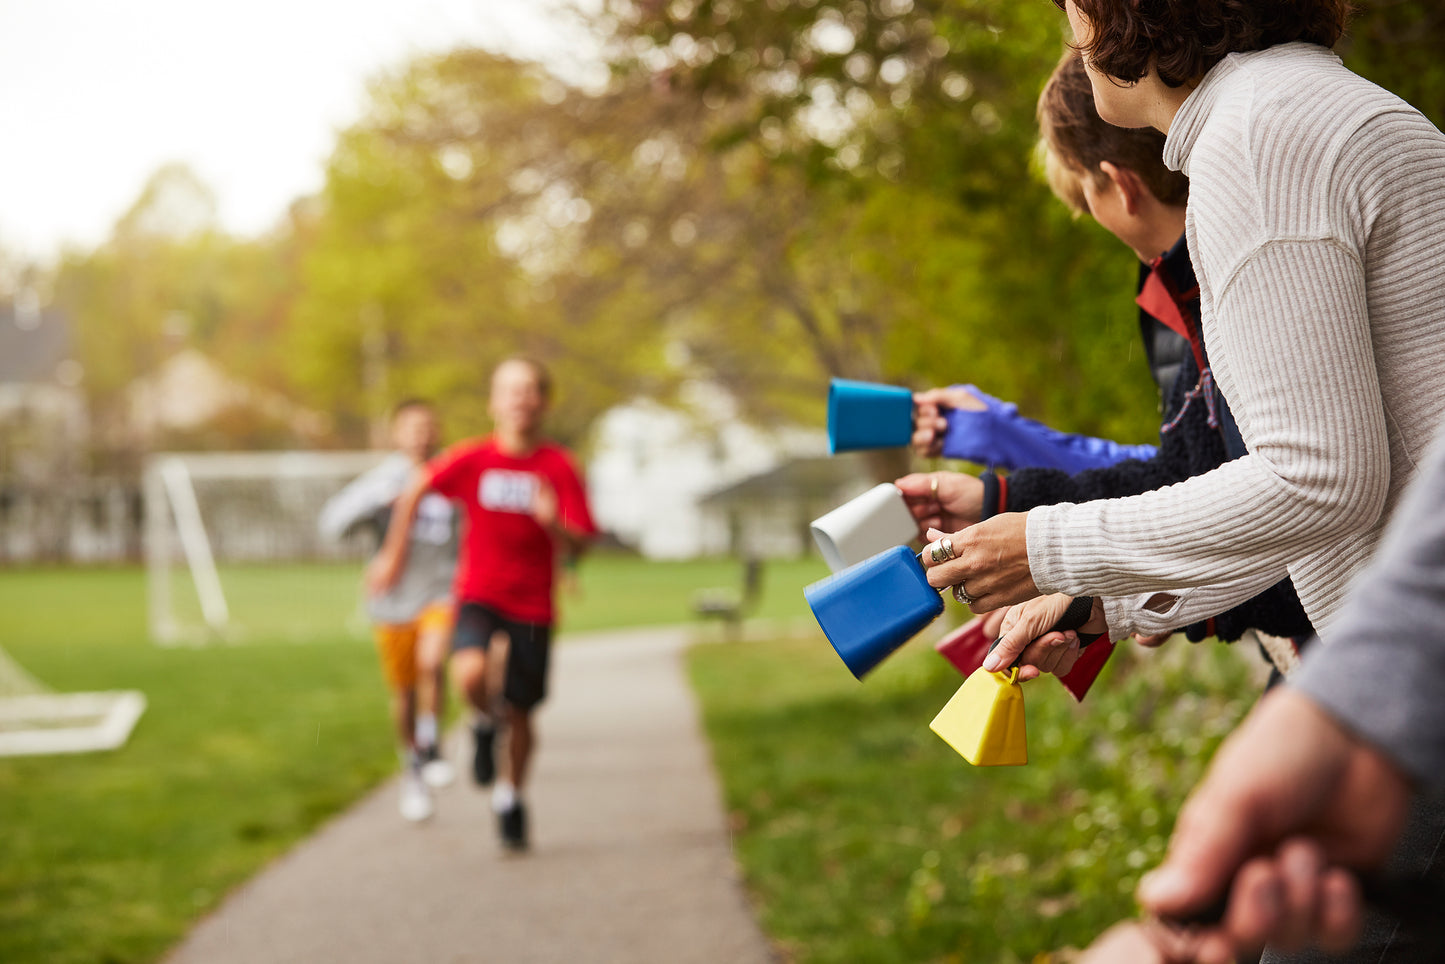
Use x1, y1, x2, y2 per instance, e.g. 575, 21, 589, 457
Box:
0, 480, 142, 564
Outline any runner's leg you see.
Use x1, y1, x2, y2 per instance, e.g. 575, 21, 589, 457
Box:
391, 687, 417, 749
376, 623, 432, 821
450, 603, 500, 785
414, 608, 456, 787
494, 618, 551, 850
375, 624, 420, 750
504, 703, 533, 789
415, 615, 448, 737
449, 603, 495, 712
500, 618, 551, 790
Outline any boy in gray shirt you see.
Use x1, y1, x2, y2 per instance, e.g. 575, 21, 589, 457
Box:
320, 399, 457, 822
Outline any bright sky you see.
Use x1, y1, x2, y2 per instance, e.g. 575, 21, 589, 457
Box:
0, 0, 602, 262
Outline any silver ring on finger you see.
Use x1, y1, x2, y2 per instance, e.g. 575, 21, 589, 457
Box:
953, 582, 975, 606
927, 537, 957, 565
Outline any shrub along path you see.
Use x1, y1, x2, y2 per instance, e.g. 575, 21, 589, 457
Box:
163, 625, 774, 964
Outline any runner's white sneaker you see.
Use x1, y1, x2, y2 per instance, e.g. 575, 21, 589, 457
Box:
399, 770, 434, 822
420, 745, 456, 789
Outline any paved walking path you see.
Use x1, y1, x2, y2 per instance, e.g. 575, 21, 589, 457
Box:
165, 625, 775, 964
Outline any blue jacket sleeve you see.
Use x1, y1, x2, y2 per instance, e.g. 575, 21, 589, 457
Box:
940, 385, 1158, 473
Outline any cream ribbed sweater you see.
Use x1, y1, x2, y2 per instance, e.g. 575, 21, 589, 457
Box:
1026, 43, 1445, 641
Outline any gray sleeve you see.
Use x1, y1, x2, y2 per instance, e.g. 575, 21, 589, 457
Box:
1292, 430, 1445, 789
317, 456, 406, 541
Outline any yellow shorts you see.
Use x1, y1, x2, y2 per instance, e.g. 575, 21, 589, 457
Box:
373, 602, 454, 690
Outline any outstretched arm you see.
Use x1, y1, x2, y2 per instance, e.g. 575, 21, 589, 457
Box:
913, 384, 1159, 470
318, 461, 403, 541
1023, 242, 1388, 618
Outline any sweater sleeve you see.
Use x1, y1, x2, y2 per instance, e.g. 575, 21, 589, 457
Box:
1027, 239, 1390, 632
318, 459, 403, 541
1089, 550, 1311, 642
1292, 429, 1445, 788
1101, 567, 1288, 639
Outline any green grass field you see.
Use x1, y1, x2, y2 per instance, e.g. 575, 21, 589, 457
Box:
153, 554, 826, 642
688, 629, 1265, 962
0, 554, 826, 964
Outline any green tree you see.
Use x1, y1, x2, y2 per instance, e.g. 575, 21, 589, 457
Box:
51, 165, 315, 456
290, 52, 673, 447
1343, 1, 1445, 126
591, 0, 1153, 441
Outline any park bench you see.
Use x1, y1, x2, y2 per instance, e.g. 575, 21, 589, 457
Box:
692, 556, 763, 639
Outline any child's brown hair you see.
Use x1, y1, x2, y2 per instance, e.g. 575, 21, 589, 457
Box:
1036, 50, 1189, 214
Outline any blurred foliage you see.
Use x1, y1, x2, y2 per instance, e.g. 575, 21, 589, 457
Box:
41, 1, 1445, 456
1343, 0, 1445, 127
286, 53, 674, 446
51, 165, 310, 454
590, 0, 1150, 436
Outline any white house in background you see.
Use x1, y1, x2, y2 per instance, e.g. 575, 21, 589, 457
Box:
587, 381, 874, 559
0, 294, 87, 478
125, 347, 331, 444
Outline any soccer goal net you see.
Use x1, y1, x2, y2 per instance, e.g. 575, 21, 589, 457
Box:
144, 451, 388, 645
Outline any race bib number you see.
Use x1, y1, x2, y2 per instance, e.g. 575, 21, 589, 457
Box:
413, 493, 454, 545
478, 470, 538, 514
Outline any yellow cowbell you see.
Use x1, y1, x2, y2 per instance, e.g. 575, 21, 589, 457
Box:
929, 665, 1028, 767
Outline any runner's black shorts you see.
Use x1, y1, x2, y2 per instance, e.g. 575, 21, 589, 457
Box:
451, 602, 553, 710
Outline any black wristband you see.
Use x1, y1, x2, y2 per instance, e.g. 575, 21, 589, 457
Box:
1061, 596, 1105, 647
979, 472, 1001, 520
1054, 595, 1095, 632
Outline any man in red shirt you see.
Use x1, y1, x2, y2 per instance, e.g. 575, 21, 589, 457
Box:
368, 357, 596, 851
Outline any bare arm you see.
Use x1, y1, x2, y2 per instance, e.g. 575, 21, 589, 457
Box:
364, 470, 429, 596
531, 479, 593, 561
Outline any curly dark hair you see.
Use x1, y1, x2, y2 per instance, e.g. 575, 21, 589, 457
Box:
1054, 0, 1352, 87
1038, 50, 1189, 212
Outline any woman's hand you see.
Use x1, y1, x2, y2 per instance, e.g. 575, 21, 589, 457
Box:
911, 386, 987, 458
895, 472, 985, 539
918, 513, 1038, 611
1137, 688, 1410, 961
980, 594, 1110, 680
977, 607, 1008, 640
982, 593, 1080, 680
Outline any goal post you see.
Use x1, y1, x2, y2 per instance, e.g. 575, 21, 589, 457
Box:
144, 451, 389, 645
151, 458, 230, 637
